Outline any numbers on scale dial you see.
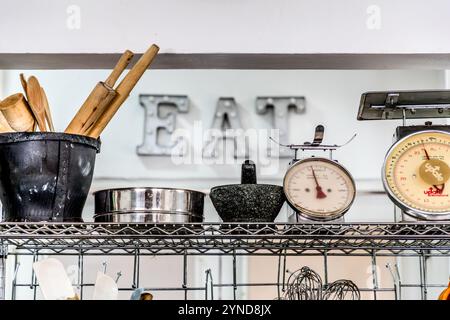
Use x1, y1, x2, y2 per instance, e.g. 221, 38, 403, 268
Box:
284, 158, 356, 219
384, 131, 450, 213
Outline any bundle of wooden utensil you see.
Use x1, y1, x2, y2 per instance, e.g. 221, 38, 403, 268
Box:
66, 44, 159, 138
0, 44, 159, 138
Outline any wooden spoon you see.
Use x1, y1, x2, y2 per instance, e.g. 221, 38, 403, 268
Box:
26, 76, 48, 131
19, 73, 28, 96
20, 73, 37, 131
40, 86, 55, 131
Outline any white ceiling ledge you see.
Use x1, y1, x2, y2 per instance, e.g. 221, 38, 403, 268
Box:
1, 0, 450, 69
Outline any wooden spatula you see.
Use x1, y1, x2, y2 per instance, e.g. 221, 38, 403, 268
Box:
26, 76, 48, 131
20, 73, 28, 96
40, 86, 54, 131
20, 73, 37, 131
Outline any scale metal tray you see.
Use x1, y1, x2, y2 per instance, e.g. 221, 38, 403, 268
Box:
357, 90, 450, 120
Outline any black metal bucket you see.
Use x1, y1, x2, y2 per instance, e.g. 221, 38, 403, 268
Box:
0, 132, 100, 222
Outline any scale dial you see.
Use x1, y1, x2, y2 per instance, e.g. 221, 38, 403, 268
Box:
283, 158, 356, 221
383, 130, 450, 220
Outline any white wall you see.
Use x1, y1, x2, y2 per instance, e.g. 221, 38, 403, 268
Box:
2, 0, 450, 55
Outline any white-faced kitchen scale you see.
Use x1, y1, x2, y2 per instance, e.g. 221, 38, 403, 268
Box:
275, 125, 357, 222
358, 90, 450, 221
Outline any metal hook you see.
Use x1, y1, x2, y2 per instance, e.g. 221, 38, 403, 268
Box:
386, 263, 402, 299
386, 263, 402, 282
12, 262, 20, 283
394, 264, 401, 282
102, 261, 107, 274
205, 269, 214, 300
386, 263, 397, 282
115, 271, 122, 283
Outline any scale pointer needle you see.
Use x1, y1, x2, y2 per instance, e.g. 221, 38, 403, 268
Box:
311, 167, 327, 199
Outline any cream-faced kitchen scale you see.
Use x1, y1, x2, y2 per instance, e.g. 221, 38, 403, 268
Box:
275, 125, 357, 222
358, 90, 450, 221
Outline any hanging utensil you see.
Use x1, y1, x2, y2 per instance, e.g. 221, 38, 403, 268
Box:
26, 76, 48, 131
33, 258, 76, 300
130, 288, 153, 300
92, 271, 119, 300
284, 266, 323, 300
322, 279, 360, 300
0, 93, 35, 132
65, 50, 134, 135
87, 44, 159, 138
139, 292, 153, 300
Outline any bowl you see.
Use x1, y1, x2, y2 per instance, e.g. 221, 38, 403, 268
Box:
210, 184, 285, 223
210, 160, 285, 223
93, 187, 205, 223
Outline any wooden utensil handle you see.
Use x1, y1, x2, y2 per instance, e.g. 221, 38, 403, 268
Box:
105, 50, 134, 88
65, 82, 113, 134
80, 90, 116, 135
87, 44, 159, 138
65, 50, 134, 135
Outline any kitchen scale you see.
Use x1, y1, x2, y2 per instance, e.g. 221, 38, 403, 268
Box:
358, 90, 450, 221
275, 125, 357, 222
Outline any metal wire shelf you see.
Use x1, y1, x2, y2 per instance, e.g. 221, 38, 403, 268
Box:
1, 222, 450, 255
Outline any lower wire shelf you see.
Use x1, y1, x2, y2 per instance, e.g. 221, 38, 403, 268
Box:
0, 222, 450, 255
1, 222, 449, 300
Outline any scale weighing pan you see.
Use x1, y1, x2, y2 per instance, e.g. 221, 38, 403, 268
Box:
357, 90, 450, 120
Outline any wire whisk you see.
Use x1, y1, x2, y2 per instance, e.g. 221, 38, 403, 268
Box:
283, 266, 360, 300
284, 266, 323, 300
322, 279, 360, 300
